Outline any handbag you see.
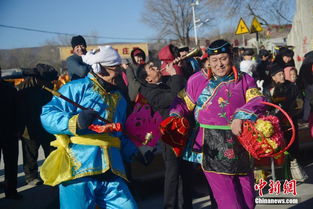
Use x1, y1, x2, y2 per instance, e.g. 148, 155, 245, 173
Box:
125, 102, 163, 147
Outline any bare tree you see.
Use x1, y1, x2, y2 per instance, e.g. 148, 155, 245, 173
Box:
0, 45, 62, 71
215, 0, 294, 25
142, 0, 214, 46
85, 31, 99, 45
44, 31, 99, 47
142, 0, 294, 46
35, 45, 62, 71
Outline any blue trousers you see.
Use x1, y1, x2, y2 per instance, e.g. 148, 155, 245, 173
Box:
59, 175, 137, 209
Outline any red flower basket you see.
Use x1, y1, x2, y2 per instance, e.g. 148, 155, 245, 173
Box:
237, 101, 295, 160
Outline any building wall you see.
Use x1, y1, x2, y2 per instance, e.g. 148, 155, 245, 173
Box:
287, 0, 313, 69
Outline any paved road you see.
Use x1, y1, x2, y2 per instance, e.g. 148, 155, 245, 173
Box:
1, 127, 313, 209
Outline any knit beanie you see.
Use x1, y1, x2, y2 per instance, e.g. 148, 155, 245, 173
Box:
71, 35, 87, 49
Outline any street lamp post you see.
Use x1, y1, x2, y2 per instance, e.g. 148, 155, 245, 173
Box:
191, 0, 199, 46
191, 3, 198, 45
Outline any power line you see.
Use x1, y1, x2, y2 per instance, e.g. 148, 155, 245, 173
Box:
0, 24, 166, 41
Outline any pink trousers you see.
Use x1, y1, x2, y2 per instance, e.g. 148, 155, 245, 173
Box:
204, 172, 256, 209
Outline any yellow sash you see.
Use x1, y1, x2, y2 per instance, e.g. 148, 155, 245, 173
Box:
40, 134, 120, 186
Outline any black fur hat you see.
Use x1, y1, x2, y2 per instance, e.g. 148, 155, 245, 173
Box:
259, 49, 270, 57
279, 47, 294, 58
269, 63, 284, 77
243, 48, 254, 56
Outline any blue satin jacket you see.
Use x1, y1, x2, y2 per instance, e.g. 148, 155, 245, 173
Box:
41, 73, 137, 180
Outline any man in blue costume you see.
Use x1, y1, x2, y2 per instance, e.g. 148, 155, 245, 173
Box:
40, 45, 140, 209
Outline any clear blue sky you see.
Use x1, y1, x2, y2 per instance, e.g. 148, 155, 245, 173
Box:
0, 0, 156, 49
0, 0, 296, 50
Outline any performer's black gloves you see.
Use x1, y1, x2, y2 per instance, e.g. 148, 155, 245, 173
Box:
77, 109, 98, 130
135, 150, 155, 166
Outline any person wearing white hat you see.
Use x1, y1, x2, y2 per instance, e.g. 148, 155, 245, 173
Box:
40, 45, 140, 209
82, 46, 130, 102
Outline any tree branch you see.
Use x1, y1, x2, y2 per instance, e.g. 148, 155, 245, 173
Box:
247, 4, 270, 26
275, 9, 292, 24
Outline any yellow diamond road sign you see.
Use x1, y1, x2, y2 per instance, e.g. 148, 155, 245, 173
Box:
250, 16, 263, 33
235, 18, 250, 35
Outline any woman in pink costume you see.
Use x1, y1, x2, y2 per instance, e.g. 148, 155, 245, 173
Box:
169, 40, 266, 209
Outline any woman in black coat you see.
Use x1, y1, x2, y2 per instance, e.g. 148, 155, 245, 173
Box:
263, 63, 308, 182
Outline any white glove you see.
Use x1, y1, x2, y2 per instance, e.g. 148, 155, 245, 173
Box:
81, 48, 100, 64
81, 49, 102, 73
256, 80, 264, 92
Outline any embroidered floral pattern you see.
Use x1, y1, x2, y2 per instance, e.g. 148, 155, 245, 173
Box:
218, 97, 225, 104
224, 148, 235, 159
217, 89, 232, 122
226, 138, 234, 144
246, 88, 263, 102
218, 112, 227, 119
218, 97, 229, 107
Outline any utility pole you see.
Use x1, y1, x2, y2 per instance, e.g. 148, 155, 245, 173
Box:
191, 0, 199, 46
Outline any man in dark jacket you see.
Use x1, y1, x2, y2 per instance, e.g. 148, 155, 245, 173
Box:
66, 35, 91, 80
17, 64, 58, 185
0, 76, 22, 199
137, 62, 185, 117
137, 61, 193, 209
299, 51, 313, 122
